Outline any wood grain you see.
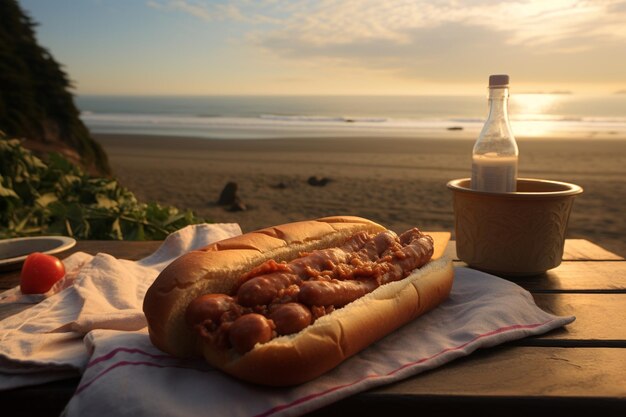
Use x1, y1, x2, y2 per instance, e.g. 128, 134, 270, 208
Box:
513, 261, 626, 292
445, 239, 624, 262
529, 293, 626, 344
310, 346, 626, 416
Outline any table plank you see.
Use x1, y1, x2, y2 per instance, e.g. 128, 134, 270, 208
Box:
378, 345, 626, 397
59, 240, 163, 260
445, 240, 624, 262
512, 261, 626, 292
561, 239, 624, 261
527, 293, 626, 345
309, 346, 626, 416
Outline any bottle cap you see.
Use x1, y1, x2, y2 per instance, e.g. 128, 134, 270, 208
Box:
489, 74, 509, 88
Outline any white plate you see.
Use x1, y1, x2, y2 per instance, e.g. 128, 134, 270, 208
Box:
0, 236, 77, 271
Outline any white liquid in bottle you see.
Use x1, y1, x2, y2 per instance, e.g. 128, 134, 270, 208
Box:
471, 153, 518, 193
471, 74, 519, 193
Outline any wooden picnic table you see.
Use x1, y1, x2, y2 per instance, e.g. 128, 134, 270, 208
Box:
0, 239, 624, 416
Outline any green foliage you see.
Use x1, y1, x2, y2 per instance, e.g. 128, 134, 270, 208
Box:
0, 0, 110, 175
0, 136, 204, 240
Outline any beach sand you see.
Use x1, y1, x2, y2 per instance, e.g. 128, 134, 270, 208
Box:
95, 133, 626, 257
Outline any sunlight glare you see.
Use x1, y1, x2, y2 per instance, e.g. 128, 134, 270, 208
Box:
509, 94, 562, 137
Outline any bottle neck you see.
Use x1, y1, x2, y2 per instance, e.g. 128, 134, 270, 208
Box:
473, 84, 518, 154
487, 86, 509, 121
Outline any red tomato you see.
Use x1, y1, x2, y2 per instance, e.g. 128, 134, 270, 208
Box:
20, 252, 66, 294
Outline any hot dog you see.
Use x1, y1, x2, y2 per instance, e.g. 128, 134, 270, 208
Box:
143, 216, 454, 386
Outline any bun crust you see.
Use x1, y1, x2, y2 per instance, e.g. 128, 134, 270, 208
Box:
143, 216, 454, 385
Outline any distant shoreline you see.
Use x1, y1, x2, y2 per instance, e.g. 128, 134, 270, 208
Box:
78, 94, 626, 141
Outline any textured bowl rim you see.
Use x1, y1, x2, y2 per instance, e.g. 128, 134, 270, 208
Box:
446, 177, 583, 198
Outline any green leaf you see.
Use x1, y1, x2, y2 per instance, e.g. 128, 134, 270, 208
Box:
96, 194, 118, 210
1, 138, 205, 240
35, 192, 58, 207
0, 183, 18, 198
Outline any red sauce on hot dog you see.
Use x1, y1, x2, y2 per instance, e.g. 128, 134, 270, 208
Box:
187, 228, 433, 354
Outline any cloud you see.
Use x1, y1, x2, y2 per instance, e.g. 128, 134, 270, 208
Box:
249, 0, 626, 49
146, 0, 280, 24
147, 0, 626, 82
258, 21, 523, 79
148, 0, 626, 48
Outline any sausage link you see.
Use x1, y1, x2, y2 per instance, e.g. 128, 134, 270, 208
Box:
228, 313, 275, 354
185, 294, 237, 327
399, 228, 427, 246
371, 231, 400, 256
288, 232, 373, 277
298, 278, 379, 307
269, 302, 312, 335
289, 247, 349, 276
380, 235, 434, 284
237, 272, 301, 307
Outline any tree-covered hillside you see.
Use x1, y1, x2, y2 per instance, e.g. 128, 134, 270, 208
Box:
0, 0, 110, 176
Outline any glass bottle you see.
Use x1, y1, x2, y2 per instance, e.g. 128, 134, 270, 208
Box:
471, 74, 518, 192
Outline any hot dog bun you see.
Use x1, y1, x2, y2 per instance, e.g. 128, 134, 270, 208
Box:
143, 216, 454, 386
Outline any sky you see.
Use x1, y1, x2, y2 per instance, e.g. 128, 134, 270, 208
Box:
19, 0, 626, 95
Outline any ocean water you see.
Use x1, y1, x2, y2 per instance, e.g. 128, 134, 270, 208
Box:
76, 94, 626, 140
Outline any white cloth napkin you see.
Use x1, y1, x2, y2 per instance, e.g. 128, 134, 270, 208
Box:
0, 223, 242, 390
0, 224, 575, 417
